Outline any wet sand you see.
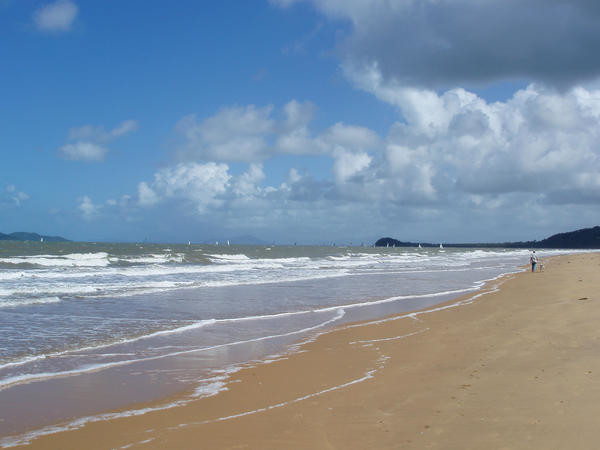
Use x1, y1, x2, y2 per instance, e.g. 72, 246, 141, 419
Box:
6, 252, 600, 449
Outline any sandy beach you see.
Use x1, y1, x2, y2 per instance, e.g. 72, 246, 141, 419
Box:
7, 252, 600, 449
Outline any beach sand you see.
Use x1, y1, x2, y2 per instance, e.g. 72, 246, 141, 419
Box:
9, 252, 600, 449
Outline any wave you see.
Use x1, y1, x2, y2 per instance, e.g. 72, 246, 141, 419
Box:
0, 253, 110, 268
0, 246, 537, 307
0, 309, 347, 390
0, 296, 61, 308
0, 278, 490, 373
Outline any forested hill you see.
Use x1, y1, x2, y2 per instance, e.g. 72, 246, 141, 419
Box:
536, 226, 600, 248
0, 232, 70, 242
375, 226, 600, 249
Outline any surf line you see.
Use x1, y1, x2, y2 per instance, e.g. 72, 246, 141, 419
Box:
175, 276, 513, 432
341, 274, 512, 331
0, 309, 347, 391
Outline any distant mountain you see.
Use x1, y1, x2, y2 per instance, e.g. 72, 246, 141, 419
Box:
230, 235, 269, 245
375, 226, 600, 249
0, 232, 70, 242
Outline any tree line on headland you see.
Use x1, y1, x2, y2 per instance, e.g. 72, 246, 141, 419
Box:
0, 232, 70, 242
375, 226, 600, 249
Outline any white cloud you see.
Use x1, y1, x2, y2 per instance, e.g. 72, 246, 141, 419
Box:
33, 0, 78, 33
269, 0, 300, 8
232, 164, 266, 198
275, 100, 317, 155
318, 122, 379, 153
176, 100, 380, 162
168, 86, 600, 208
109, 120, 139, 138
78, 195, 100, 220
58, 142, 108, 161
176, 105, 275, 162
58, 120, 138, 162
2, 185, 29, 208
137, 182, 159, 207
332, 150, 371, 183
287, 168, 303, 184
140, 162, 231, 213
13, 191, 30, 206
363, 82, 600, 207
107, 79, 600, 242
66, 120, 139, 143
282, 99, 315, 131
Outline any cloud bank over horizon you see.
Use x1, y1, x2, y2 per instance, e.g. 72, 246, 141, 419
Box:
79, 81, 600, 243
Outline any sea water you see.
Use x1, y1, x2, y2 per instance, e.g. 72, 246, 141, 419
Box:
0, 242, 571, 442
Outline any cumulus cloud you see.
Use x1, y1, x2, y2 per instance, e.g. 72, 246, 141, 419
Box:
167, 87, 600, 210
175, 105, 275, 162
2, 185, 29, 207
138, 162, 231, 212
367, 83, 600, 207
275, 100, 317, 154
78, 195, 100, 220
33, 0, 78, 33
105, 81, 600, 242
58, 120, 138, 162
176, 100, 378, 162
275, 0, 600, 90
332, 150, 371, 183
318, 122, 379, 153
137, 182, 159, 207
264, 0, 600, 227
232, 163, 266, 198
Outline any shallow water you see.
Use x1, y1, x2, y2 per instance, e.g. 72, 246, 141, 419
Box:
0, 242, 570, 441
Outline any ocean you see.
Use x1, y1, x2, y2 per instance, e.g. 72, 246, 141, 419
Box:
0, 241, 569, 444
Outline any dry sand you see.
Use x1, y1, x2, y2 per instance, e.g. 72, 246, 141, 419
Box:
8, 252, 600, 449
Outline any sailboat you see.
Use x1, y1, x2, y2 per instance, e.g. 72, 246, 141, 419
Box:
418, 244, 422, 249
439, 243, 443, 249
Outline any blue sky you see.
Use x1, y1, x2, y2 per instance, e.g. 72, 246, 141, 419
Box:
2, 0, 600, 244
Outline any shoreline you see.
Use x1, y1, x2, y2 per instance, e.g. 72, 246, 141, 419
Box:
3, 252, 600, 448
0, 283, 492, 448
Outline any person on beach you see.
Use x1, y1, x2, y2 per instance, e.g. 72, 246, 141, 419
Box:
530, 251, 538, 272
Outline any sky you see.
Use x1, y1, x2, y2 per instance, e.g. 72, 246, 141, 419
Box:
2, 0, 600, 244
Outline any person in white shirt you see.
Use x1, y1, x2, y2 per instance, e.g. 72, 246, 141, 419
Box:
530, 251, 538, 272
